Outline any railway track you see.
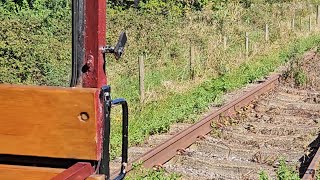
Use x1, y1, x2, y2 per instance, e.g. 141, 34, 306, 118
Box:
111, 50, 320, 179
165, 84, 320, 179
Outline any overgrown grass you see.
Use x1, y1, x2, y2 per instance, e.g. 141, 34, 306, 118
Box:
284, 57, 308, 87
294, 69, 307, 86
259, 170, 269, 180
126, 164, 181, 180
276, 159, 300, 180
106, 1, 320, 158
108, 1, 317, 106
259, 159, 300, 180
109, 34, 320, 158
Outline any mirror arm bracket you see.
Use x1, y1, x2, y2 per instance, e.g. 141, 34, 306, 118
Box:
103, 32, 127, 60
102, 46, 115, 54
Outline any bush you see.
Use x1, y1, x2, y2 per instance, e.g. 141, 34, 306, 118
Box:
0, 0, 71, 86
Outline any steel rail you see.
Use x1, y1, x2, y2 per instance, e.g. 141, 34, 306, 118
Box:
302, 147, 320, 180
111, 73, 281, 179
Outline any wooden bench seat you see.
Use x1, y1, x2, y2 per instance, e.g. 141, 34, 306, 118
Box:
0, 84, 105, 179
0, 164, 104, 180
0, 84, 101, 160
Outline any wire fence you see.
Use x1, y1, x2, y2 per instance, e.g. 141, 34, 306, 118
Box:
107, 3, 320, 105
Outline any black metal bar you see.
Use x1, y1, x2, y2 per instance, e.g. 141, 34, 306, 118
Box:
71, 0, 85, 87
99, 86, 128, 180
0, 154, 95, 169
99, 86, 112, 178
112, 98, 129, 180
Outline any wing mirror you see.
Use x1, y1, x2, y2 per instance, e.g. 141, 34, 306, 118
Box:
103, 32, 127, 60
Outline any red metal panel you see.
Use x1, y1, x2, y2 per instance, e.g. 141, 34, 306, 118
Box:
83, 0, 107, 88
83, 0, 107, 160
51, 162, 94, 180
95, 91, 104, 160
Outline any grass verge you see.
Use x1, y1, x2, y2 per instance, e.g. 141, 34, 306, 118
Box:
259, 159, 300, 180
276, 159, 300, 180
110, 33, 320, 158
126, 164, 181, 180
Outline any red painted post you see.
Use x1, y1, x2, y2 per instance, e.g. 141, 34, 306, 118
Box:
83, 0, 107, 88
79, 0, 107, 161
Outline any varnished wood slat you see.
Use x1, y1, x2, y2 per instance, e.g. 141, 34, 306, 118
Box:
0, 164, 63, 180
0, 164, 104, 180
0, 84, 100, 160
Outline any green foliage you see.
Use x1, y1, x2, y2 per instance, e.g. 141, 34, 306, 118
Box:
294, 69, 307, 86
127, 166, 181, 180
107, 0, 279, 16
0, 0, 71, 86
262, 158, 304, 180
211, 0, 228, 11
138, 0, 184, 15
276, 159, 300, 180
127, 162, 181, 179
284, 57, 308, 87
108, 0, 319, 16
259, 170, 269, 180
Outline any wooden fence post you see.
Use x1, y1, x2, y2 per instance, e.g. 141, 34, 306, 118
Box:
139, 55, 145, 104
189, 44, 195, 80
245, 32, 249, 58
278, 22, 282, 38
317, 5, 320, 28
265, 24, 269, 42
223, 36, 227, 50
309, 15, 312, 32
291, 18, 295, 31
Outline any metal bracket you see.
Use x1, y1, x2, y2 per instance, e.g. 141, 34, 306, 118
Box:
111, 98, 128, 180
102, 32, 127, 60
99, 86, 128, 180
99, 86, 112, 178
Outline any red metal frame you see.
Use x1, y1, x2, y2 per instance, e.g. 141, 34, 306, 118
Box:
55, 0, 109, 178
83, 0, 107, 88
79, 0, 107, 161
82, 0, 107, 160
51, 163, 94, 180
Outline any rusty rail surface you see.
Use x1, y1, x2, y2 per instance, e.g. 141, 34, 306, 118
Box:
111, 73, 281, 178
302, 147, 320, 180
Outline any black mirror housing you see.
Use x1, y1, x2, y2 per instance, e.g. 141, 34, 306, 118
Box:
103, 32, 127, 60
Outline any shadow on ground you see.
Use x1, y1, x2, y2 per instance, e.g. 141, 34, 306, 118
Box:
299, 133, 320, 177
